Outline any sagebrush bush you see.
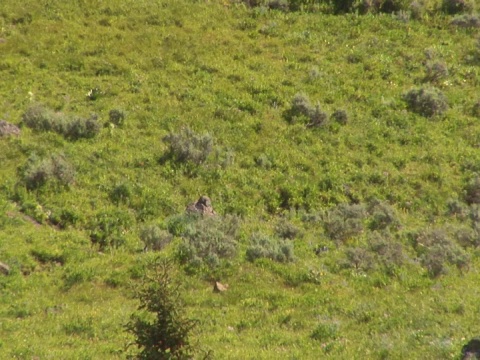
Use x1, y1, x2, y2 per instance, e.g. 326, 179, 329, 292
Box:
367, 199, 400, 230
403, 87, 448, 117
472, 100, 480, 117
368, 231, 405, 273
21, 103, 59, 132
414, 228, 470, 277
331, 109, 348, 125
21, 153, 75, 190
108, 109, 126, 127
442, 0, 475, 14
246, 232, 295, 263
126, 260, 196, 359
424, 61, 448, 83
274, 218, 300, 239
63, 114, 100, 139
341, 247, 376, 271
450, 14, 480, 27
323, 203, 366, 243
176, 214, 240, 270
162, 127, 213, 165
465, 176, 480, 204
446, 198, 469, 219
22, 103, 100, 139
283, 93, 328, 128
140, 225, 173, 251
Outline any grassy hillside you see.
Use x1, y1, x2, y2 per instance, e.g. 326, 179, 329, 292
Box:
1, 0, 480, 358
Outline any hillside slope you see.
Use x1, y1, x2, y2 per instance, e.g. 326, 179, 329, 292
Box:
1, 0, 480, 358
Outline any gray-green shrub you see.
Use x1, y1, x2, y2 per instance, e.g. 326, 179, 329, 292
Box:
403, 87, 448, 117
108, 109, 126, 127
414, 228, 470, 277
324, 203, 366, 243
367, 199, 400, 231
162, 127, 213, 165
442, 0, 475, 14
424, 61, 448, 83
22, 103, 100, 139
21, 153, 75, 190
465, 176, 480, 204
176, 215, 240, 270
246, 232, 295, 263
331, 109, 348, 125
140, 225, 173, 251
274, 218, 300, 240
283, 93, 328, 128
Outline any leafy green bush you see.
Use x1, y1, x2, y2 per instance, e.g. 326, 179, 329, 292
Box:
125, 260, 197, 359
246, 233, 295, 263
176, 215, 240, 270
110, 182, 132, 205
167, 213, 200, 237
89, 209, 134, 249
162, 127, 213, 165
21, 153, 75, 190
310, 322, 338, 341
140, 225, 173, 251
22, 103, 100, 139
403, 87, 448, 117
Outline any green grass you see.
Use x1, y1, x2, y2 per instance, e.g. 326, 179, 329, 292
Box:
1, 0, 480, 358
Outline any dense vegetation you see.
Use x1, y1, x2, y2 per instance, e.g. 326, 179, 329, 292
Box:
1, 0, 480, 358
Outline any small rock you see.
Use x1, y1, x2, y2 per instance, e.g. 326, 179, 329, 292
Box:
0, 261, 10, 275
213, 281, 228, 293
186, 195, 216, 216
